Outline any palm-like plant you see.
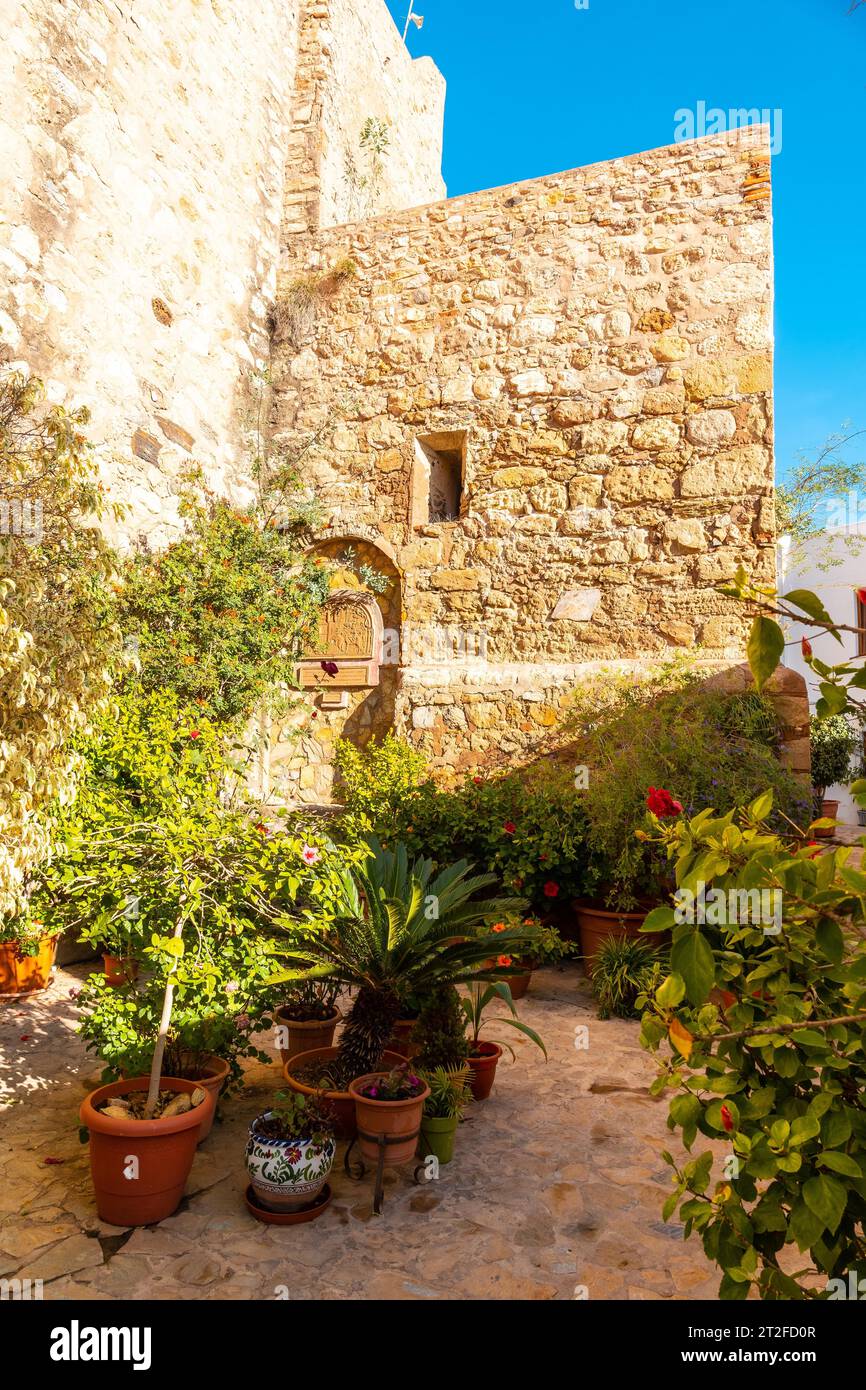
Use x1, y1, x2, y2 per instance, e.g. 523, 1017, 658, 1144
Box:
272, 838, 536, 1085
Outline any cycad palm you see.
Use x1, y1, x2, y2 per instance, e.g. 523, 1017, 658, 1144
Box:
274, 838, 535, 1084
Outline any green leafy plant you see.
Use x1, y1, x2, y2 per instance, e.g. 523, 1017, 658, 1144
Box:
460, 981, 547, 1062
0, 370, 123, 917
271, 838, 535, 1087
411, 984, 470, 1072
591, 936, 667, 1020
261, 1090, 334, 1144
810, 713, 857, 799
334, 733, 429, 837
118, 494, 329, 724
567, 665, 811, 910
421, 1066, 473, 1120
638, 788, 866, 1299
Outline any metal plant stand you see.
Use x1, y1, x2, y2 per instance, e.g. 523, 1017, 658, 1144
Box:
344, 1127, 427, 1215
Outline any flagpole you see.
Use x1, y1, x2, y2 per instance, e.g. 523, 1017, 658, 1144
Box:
402, 0, 416, 41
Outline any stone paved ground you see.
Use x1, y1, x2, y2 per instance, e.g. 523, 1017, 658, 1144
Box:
0, 961, 720, 1301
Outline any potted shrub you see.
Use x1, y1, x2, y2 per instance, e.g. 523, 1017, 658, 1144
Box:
460, 980, 546, 1101
348, 1063, 430, 1167
418, 1066, 472, 1165
245, 1090, 335, 1221
410, 984, 470, 1074
0, 912, 60, 996
568, 674, 812, 948
809, 713, 857, 837
590, 936, 667, 1019
274, 979, 342, 1065
80, 910, 214, 1226
276, 838, 535, 1111
487, 916, 573, 998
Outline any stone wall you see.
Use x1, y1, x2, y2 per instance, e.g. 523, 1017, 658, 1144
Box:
1, 0, 306, 546
0, 0, 446, 551
283, 0, 446, 241
271, 127, 777, 784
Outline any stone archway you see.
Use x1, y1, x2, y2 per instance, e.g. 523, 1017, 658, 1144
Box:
266, 535, 402, 805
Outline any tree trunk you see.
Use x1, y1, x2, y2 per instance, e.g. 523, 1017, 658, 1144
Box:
144, 921, 184, 1119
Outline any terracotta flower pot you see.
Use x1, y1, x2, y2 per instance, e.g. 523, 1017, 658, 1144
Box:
191, 1055, 230, 1140
815, 799, 839, 839
385, 1017, 419, 1058
80, 1075, 213, 1226
506, 966, 533, 1000
245, 1111, 336, 1212
573, 901, 667, 976
467, 1042, 502, 1101
348, 1072, 430, 1167
275, 1006, 341, 1066
103, 954, 139, 989
0, 935, 59, 996
283, 1046, 406, 1140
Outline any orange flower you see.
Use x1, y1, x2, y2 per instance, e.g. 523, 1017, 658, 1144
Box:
491, 922, 507, 933
497, 955, 513, 967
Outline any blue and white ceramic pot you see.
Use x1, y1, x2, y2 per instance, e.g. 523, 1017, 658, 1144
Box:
245, 1112, 336, 1212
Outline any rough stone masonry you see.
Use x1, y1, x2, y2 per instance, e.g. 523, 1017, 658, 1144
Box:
0, 1, 778, 799
270, 125, 777, 797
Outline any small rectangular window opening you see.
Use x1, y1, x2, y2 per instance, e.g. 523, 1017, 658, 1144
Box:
857, 591, 866, 658
412, 432, 466, 528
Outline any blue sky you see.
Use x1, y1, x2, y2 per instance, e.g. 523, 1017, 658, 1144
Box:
387, 0, 865, 487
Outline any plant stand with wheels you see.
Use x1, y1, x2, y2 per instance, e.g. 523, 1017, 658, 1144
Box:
343, 1128, 428, 1215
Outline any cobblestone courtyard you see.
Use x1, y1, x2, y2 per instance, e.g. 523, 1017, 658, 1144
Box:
0, 962, 718, 1301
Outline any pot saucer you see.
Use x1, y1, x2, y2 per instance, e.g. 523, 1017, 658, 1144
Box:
244, 1183, 332, 1226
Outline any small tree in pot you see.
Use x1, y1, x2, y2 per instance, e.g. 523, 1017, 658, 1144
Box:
809, 713, 856, 835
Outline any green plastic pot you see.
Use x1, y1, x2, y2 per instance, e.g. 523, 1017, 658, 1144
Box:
419, 1114, 459, 1165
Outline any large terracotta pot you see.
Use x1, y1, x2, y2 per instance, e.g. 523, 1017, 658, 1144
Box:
191, 1055, 230, 1140
348, 1072, 430, 1167
283, 1046, 406, 1140
103, 954, 139, 988
506, 967, 533, 1001
275, 1006, 341, 1066
245, 1111, 336, 1212
815, 799, 839, 839
467, 1042, 502, 1101
0, 935, 59, 996
573, 901, 666, 976
80, 1076, 213, 1226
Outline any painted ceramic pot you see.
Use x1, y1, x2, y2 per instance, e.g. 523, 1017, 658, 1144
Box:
244, 1112, 336, 1213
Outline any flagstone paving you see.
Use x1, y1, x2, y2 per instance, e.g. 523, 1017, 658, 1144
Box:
0, 961, 720, 1301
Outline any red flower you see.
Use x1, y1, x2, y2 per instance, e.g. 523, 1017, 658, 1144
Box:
320, 660, 339, 678
801, 637, 813, 660
543, 881, 559, 898
503, 821, 516, 835
857, 588, 866, 607
720, 1104, 735, 1134
646, 786, 683, 818
473, 776, 483, 785
254, 822, 270, 836
188, 730, 201, 740
497, 955, 513, 967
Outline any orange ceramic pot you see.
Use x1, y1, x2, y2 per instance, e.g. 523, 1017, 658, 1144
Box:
0, 935, 59, 996
573, 901, 666, 976
191, 1055, 230, 1140
348, 1072, 430, 1167
80, 1075, 213, 1226
506, 967, 533, 1000
814, 799, 839, 839
103, 954, 139, 988
283, 1046, 407, 1140
467, 1042, 502, 1101
275, 1006, 341, 1066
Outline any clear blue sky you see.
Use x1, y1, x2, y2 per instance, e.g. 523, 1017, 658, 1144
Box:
387, 0, 865, 487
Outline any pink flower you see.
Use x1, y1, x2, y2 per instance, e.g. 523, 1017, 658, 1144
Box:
301, 844, 321, 865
